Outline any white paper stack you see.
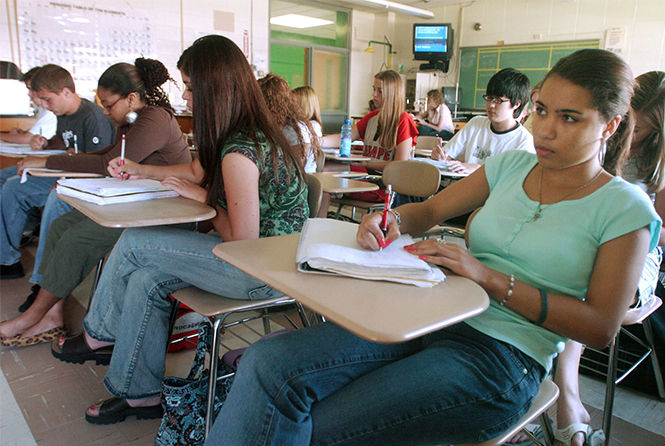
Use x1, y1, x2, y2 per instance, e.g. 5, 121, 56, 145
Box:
56, 178, 179, 205
0, 142, 66, 155
296, 218, 445, 287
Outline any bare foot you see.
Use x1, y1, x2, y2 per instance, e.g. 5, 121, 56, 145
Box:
0, 310, 45, 338
86, 396, 161, 416
20, 299, 65, 337
554, 394, 590, 446
504, 431, 529, 444
84, 331, 113, 350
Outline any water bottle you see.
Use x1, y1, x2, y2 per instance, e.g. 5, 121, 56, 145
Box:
339, 118, 352, 157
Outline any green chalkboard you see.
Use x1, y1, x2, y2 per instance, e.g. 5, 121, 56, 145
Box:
459, 40, 600, 110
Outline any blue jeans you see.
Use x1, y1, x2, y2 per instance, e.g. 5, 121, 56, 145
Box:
29, 189, 73, 284
83, 226, 284, 399
0, 166, 57, 265
207, 322, 545, 445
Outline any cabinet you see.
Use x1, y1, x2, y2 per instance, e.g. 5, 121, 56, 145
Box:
403, 72, 439, 113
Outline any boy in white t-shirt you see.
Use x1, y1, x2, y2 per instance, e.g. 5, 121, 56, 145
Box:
0, 66, 57, 144
431, 68, 534, 174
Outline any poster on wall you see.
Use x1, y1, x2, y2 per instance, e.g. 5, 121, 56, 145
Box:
17, 0, 153, 100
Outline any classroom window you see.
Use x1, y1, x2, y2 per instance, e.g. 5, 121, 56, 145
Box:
269, 0, 350, 132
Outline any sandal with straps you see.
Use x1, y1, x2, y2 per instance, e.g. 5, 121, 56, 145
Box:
85, 397, 163, 425
554, 422, 605, 446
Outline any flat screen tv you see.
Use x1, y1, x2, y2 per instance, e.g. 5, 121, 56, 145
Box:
413, 23, 453, 61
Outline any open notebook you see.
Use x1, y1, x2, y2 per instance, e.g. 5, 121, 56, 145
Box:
296, 218, 445, 287
56, 178, 179, 205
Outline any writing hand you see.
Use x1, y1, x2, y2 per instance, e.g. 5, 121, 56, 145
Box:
29, 135, 47, 150
357, 210, 400, 251
108, 157, 142, 179
430, 142, 449, 161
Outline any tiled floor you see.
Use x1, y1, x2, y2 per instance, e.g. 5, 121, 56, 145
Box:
2, 244, 665, 445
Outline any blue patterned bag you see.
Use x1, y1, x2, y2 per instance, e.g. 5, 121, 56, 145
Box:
155, 323, 235, 446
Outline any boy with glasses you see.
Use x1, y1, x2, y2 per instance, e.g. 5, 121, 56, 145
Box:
431, 68, 534, 174
0, 64, 114, 279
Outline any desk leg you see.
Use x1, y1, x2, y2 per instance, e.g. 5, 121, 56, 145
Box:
317, 192, 331, 218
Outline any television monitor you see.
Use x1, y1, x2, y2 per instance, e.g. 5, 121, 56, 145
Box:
413, 23, 453, 61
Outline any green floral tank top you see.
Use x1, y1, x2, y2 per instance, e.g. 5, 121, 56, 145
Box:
216, 130, 309, 237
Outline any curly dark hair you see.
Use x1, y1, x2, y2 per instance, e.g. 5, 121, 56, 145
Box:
259, 74, 321, 167
98, 58, 174, 111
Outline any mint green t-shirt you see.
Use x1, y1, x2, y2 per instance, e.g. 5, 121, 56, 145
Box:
464, 151, 661, 371
216, 130, 308, 237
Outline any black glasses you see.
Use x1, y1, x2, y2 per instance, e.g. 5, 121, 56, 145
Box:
102, 96, 124, 112
482, 95, 510, 104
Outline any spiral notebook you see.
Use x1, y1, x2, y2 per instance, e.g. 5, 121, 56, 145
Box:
296, 218, 445, 287
56, 178, 178, 205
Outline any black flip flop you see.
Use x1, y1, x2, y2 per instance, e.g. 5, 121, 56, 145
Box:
51, 332, 113, 365
85, 397, 163, 425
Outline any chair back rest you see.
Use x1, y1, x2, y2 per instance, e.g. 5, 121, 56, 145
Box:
623, 295, 662, 326
415, 135, 438, 150
315, 153, 326, 172
382, 160, 440, 198
305, 173, 323, 218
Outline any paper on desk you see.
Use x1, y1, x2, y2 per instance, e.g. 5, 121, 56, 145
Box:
20, 167, 65, 184
56, 178, 179, 205
296, 218, 445, 287
0, 142, 66, 156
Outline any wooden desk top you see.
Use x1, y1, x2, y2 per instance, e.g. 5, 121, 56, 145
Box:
312, 173, 379, 194
27, 169, 103, 178
213, 234, 489, 343
58, 194, 216, 228
324, 153, 371, 162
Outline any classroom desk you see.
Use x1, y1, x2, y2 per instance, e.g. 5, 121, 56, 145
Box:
58, 194, 216, 228
212, 233, 489, 343
324, 153, 371, 162
26, 168, 103, 178
311, 172, 379, 218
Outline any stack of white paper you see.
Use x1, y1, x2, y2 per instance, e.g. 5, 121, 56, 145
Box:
56, 178, 179, 205
296, 218, 445, 287
0, 142, 66, 155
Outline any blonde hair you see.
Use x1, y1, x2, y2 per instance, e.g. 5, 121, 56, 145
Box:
631, 71, 665, 194
375, 70, 405, 150
293, 86, 322, 127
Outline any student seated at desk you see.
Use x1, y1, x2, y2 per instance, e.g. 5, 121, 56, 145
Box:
0, 66, 57, 145
204, 49, 659, 445
541, 70, 665, 446
259, 74, 322, 174
430, 68, 534, 175
322, 70, 418, 201
412, 89, 454, 140
47, 35, 308, 426
0, 58, 192, 346
0, 64, 115, 280
293, 85, 324, 172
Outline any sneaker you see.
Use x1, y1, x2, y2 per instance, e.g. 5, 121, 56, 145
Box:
18, 284, 40, 313
0, 262, 25, 280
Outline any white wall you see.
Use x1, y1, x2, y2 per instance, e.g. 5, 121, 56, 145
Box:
0, 0, 270, 108
348, 0, 665, 114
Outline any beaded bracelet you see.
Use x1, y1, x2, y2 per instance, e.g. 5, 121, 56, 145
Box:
535, 289, 549, 325
388, 209, 401, 226
499, 274, 515, 306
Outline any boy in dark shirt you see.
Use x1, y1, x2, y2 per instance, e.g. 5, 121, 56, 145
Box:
0, 64, 115, 279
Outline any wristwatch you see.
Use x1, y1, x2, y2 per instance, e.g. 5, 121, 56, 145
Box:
388, 209, 401, 226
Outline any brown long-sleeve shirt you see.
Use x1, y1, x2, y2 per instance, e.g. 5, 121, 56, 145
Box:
45, 106, 191, 174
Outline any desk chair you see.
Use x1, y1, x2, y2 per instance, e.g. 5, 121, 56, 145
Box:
168, 173, 323, 437
580, 295, 664, 444
458, 378, 558, 446
331, 160, 440, 222
415, 135, 438, 150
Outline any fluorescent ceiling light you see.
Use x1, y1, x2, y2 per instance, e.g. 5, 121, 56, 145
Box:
270, 14, 334, 29
339, 0, 434, 19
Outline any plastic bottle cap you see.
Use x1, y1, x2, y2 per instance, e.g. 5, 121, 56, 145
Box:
344, 119, 351, 124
